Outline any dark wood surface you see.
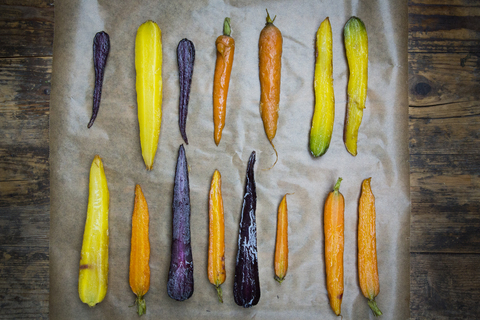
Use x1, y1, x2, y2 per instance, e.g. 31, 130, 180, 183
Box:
0, 0, 478, 318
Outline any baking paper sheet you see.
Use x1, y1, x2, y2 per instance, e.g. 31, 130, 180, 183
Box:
50, 0, 410, 319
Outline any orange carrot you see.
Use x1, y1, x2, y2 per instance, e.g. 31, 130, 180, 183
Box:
358, 178, 382, 316
324, 178, 344, 316
208, 170, 226, 302
259, 9, 282, 167
274, 194, 288, 284
129, 184, 150, 316
213, 18, 235, 146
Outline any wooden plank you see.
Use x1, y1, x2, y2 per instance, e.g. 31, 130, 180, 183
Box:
0, 2, 54, 57
409, 115, 480, 155
411, 253, 480, 319
408, 52, 479, 106
0, 1, 52, 317
0, 245, 49, 319
408, 0, 480, 53
410, 153, 480, 252
0, 205, 49, 247
0, 57, 51, 207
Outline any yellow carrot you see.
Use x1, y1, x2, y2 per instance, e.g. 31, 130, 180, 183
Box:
78, 155, 109, 307
136, 20, 163, 170
310, 17, 334, 157
344, 16, 368, 156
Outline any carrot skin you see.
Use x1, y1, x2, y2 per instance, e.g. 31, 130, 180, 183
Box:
324, 178, 344, 316
274, 194, 288, 284
233, 151, 260, 308
358, 178, 382, 316
129, 184, 150, 316
167, 145, 194, 301
213, 18, 235, 146
177, 38, 195, 145
88, 31, 110, 128
259, 13, 282, 142
208, 170, 226, 302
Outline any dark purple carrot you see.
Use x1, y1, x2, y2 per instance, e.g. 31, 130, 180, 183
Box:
167, 144, 194, 301
87, 31, 110, 128
233, 151, 260, 308
177, 39, 195, 144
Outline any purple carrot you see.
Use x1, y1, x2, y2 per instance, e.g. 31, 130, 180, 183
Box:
167, 144, 194, 301
87, 31, 110, 128
177, 38, 195, 144
233, 151, 260, 308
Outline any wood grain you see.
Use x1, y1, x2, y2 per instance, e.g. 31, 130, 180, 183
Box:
411, 253, 480, 319
0, 3, 54, 58
409, 0, 480, 53
0, 0, 51, 318
409, 0, 480, 318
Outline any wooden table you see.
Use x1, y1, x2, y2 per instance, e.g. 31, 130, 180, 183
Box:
0, 0, 478, 318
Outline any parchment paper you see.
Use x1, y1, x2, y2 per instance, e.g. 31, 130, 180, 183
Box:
50, 1, 409, 319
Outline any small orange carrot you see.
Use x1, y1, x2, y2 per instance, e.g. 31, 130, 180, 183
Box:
324, 178, 344, 316
129, 184, 150, 316
208, 170, 226, 302
274, 194, 288, 284
259, 9, 282, 167
213, 18, 235, 146
358, 178, 382, 316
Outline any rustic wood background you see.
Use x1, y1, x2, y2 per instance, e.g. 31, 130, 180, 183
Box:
0, 0, 478, 318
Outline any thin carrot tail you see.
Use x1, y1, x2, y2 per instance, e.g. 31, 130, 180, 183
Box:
263, 140, 278, 171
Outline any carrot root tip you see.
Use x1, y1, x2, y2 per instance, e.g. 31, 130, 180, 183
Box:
262, 140, 278, 171
368, 299, 382, 317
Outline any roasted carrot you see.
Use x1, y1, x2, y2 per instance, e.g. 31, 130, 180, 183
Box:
310, 17, 334, 157
213, 17, 235, 146
274, 194, 288, 284
343, 17, 368, 156
129, 184, 150, 316
259, 9, 282, 167
136, 20, 163, 170
208, 170, 226, 302
358, 178, 382, 316
324, 178, 344, 316
78, 155, 109, 307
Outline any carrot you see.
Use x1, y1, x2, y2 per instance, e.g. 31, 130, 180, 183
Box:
136, 20, 163, 170
78, 155, 109, 307
208, 170, 226, 302
274, 194, 288, 284
213, 17, 235, 146
358, 178, 382, 316
259, 9, 282, 168
129, 184, 150, 316
324, 178, 344, 316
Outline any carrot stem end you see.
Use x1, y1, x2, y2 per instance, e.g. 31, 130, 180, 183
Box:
368, 299, 382, 317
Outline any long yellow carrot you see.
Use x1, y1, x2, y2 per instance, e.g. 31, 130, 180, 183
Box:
136, 20, 163, 170
310, 17, 334, 157
78, 155, 109, 307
